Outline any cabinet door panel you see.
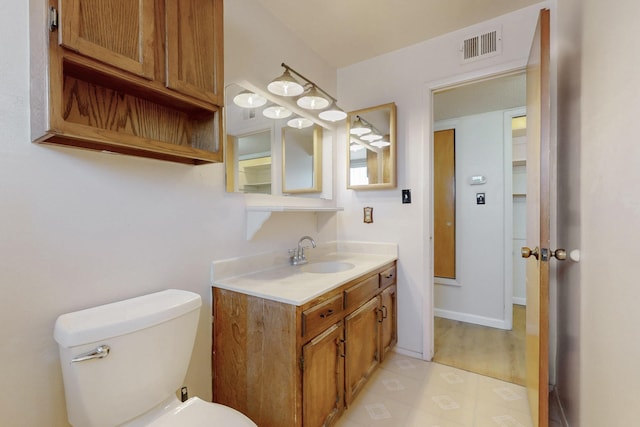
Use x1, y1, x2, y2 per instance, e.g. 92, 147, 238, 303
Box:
59, 0, 155, 78
380, 285, 397, 361
303, 322, 344, 427
166, 0, 223, 105
345, 297, 380, 405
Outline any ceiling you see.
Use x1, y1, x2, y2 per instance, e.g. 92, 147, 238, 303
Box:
255, 0, 542, 68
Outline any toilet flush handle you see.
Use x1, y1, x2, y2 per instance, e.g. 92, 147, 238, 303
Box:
71, 345, 111, 363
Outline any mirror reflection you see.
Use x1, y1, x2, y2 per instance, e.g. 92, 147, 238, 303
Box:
347, 103, 397, 190
235, 130, 271, 194
225, 83, 326, 195
282, 126, 322, 193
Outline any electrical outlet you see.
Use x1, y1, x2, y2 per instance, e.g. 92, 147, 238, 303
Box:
402, 189, 411, 204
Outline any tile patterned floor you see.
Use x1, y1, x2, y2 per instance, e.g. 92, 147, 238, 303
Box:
335, 352, 533, 427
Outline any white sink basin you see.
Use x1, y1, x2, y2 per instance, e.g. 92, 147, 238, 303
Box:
301, 261, 355, 274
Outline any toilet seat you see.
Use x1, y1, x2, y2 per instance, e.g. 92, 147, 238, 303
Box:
124, 397, 257, 427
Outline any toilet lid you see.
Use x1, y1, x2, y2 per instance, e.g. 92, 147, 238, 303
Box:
145, 397, 256, 427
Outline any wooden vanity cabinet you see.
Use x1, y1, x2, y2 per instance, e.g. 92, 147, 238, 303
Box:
380, 284, 398, 361
30, 0, 224, 164
379, 265, 398, 361
212, 261, 397, 427
57, 0, 156, 80
344, 297, 380, 405
302, 322, 345, 427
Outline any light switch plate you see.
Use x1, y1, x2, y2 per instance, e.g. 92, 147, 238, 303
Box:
402, 189, 411, 204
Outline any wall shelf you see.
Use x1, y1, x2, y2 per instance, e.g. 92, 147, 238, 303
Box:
246, 206, 343, 240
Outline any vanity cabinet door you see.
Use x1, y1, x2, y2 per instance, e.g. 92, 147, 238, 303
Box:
33, 0, 224, 164
166, 0, 224, 106
59, 0, 155, 78
344, 297, 380, 405
302, 322, 345, 427
59, 0, 223, 104
379, 285, 397, 362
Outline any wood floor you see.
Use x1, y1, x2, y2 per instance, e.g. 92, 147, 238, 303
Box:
433, 304, 526, 385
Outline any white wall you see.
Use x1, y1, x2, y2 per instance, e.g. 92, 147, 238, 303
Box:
337, 3, 547, 357
0, 1, 337, 425
433, 111, 508, 327
556, 0, 640, 425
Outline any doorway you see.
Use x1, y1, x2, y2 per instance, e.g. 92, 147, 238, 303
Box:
431, 72, 527, 385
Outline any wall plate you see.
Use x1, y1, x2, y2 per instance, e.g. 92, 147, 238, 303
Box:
364, 206, 373, 223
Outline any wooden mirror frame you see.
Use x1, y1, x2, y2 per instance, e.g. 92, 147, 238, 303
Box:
346, 103, 397, 190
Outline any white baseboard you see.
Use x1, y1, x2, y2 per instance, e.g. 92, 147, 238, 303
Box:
512, 297, 527, 306
434, 308, 509, 330
392, 346, 424, 360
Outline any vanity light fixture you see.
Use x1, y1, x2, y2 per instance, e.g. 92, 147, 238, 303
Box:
370, 139, 391, 148
267, 68, 304, 97
268, 63, 346, 121
371, 134, 391, 147
319, 101, 348, 122
361, 133, 383, 142
287, 117, 314, 129
233, 90, 267, 108
263, 105, 293, 119
297, 85, 330, 110
350, 116, 372, 136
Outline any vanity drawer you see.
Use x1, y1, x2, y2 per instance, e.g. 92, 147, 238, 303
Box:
379, 265, 396, 289
302, 294, 344, 339
344, 275, 379, 312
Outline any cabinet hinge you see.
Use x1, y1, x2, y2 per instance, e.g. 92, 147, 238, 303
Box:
299, 356, 304, 372
49, 7, 58, 32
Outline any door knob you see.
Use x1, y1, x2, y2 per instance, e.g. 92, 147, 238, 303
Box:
552, 249, 567, 260
521, 247, 539, 260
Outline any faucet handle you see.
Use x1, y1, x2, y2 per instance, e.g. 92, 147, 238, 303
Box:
289, 248, 299, 265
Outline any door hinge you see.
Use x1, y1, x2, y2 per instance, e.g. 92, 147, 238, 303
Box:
49, 7, 58, 32
299, 356, 304, 372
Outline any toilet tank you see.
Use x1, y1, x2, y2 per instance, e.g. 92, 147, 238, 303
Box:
54, 289, 202, 427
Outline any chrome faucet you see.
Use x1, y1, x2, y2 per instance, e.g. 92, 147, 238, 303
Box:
289, 236, 316, 265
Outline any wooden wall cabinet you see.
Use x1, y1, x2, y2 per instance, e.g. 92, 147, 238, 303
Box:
30, 0, 224, 164
212, 261, 397, 427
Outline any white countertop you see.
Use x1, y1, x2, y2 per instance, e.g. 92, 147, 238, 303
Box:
212, 243, 397, 306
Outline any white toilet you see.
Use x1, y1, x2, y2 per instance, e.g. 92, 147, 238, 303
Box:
54, 289, 256, 427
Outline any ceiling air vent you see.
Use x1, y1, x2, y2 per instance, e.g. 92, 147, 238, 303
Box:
461, 28, 502, 63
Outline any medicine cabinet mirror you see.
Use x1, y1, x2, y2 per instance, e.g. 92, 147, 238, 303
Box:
347, 103, 397, 190
225, 83, 326, 196
282, 126, 322, 193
